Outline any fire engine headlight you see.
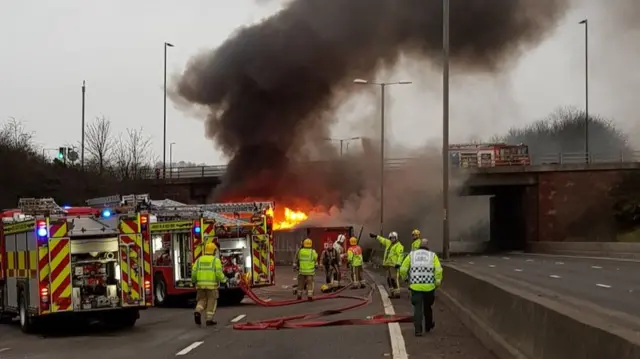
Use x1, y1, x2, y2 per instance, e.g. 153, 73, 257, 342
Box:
245, 256, 251, 269
114, 264, 121, 280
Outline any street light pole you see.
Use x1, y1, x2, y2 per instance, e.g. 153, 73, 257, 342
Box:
324, 137, 362, 157
579, 19, 589, 163
380, 83, 386, 236
169, 142, 176, 178
442, 0, 451, 260
353, 79, 412, 236
81, 80, 86, 170
163, 42, 174, 179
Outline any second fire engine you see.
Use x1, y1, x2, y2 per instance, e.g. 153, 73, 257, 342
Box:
0, 198, 152, 333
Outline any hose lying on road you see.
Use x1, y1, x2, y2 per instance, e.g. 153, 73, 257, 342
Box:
232, 278, 412, 330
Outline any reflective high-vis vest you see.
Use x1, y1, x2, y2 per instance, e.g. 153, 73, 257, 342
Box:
298, 248, 318, 275
411, 239, 421, 251
399, 249, 443, 292
376, 235, 404, 267
347, 245, 363, 267
191, 255, 227, 289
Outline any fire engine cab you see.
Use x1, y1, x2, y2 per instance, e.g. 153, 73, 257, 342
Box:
84, 195, 275, 306
448, 143, 530, 168
0, 198, 152, 333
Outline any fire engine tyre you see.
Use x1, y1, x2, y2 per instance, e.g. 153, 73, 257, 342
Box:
105, 309, 139, 329
19, 295, 37, 334
226, 288, 245, 305
154, 275, 168, 306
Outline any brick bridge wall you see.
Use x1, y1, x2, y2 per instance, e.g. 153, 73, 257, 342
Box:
526, 170, 635, 242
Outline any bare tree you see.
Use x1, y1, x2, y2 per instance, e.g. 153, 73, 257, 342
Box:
111, 128, 155, 180
0, 117, 34, 151
85, 116, 114, 173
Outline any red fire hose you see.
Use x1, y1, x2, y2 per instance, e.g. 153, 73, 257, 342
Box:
232, 277, 412, 330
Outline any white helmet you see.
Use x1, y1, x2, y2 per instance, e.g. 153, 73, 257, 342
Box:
337, 234, 346, 243
388, 231, 398, 239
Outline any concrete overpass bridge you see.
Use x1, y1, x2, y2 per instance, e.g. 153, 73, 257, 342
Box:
144, 152, 640, 252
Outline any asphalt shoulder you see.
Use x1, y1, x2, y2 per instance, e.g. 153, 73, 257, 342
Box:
365, 265, 497, 359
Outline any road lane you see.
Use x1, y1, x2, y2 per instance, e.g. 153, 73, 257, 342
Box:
455, 253, 640, 318
1, 265, 498, 359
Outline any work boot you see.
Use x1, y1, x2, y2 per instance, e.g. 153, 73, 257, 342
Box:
426, 322, 435, 332
206, 320, 217, 326
297, 294, 302, 300
194, 312, 202, 326
415, 331, 423, 337
308, 296, 313, 301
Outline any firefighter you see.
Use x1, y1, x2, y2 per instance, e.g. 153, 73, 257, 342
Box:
320, 241, 340, 286
399, 238, 443, 337
347, 236, 364, 288
192, 242, 227, 327
411, 229, 426, 251
293, 238, 318, 300
369, 231, 404, 298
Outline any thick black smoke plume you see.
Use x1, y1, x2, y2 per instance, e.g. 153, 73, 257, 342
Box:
176, 0, 569, 200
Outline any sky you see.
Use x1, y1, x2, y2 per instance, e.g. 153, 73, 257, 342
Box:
2, 0, 638, 165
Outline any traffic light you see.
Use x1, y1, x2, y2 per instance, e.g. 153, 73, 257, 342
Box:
57, 147, 65, 159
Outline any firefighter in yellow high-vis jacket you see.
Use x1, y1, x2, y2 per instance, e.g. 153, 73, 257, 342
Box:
370, 231, 404, 298
192, 242, 227, 326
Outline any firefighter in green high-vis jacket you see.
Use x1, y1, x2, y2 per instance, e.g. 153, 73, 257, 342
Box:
293, 238, 318, 300
369, 231, 404, 298
192, 242, 227, 327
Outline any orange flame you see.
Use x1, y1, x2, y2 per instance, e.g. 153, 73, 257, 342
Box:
273, 207, 308, 230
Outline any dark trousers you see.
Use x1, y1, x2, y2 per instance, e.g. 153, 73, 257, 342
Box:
410, 289, 435, 333
324, 264, 339, 283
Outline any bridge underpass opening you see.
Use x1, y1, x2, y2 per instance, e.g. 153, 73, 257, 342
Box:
463, 184, 529, 252
489, 187, 528, 252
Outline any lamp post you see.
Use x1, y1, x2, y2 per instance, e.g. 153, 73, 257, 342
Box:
353, 78, 412, 235
442, 0, 451, 260
163, 42, 174, 179
169, 142, 176, 178
579, 19, 589, 163
325, 137, 362, 156
81, 81, 86, 170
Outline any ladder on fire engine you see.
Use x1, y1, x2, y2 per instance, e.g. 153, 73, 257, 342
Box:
17, 197, 67, 215
85, 194, 151, 208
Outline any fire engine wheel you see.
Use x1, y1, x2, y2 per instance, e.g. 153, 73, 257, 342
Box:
154, 275, 168, 306
19, 296, 37, 334
225, 288, 245, 306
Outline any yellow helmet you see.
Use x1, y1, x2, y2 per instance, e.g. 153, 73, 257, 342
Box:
204, 242, 217, 255
412, 229, 421, 238
303, 238, 312, 248
349, 237, 358, 246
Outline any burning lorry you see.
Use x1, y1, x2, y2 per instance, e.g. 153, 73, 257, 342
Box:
84, 195, 275, 306
0, 198, 152, 333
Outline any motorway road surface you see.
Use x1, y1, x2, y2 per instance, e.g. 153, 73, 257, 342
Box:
0, 267, 495, 359
453, 253, 640, 319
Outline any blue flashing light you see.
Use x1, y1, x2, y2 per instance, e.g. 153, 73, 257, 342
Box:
37, 227, 48, 237
101, 209, 112, 218
194, 226, 201, 234
62, 205, 71, 209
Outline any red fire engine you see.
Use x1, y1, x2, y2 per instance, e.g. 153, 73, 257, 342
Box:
448, 143, 530, 168
0, 198, 152, 333
84, 195, 275, 306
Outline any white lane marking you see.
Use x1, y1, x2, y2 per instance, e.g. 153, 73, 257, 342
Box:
231, 314, 246, 323
264, 298, 272, 302
555, 262, 564, 265
549, 275, 561, 279
514, 269, 523, 272
0, 348, 11, 353
596, 284, 611, 289
591, 266, 602, 269
488, 265, 496, 268
176, 341, 204, 356
377, 285, 408, 359
468, 261, 475, 264
502, 257, 510, 260
526, 259, 534, 262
